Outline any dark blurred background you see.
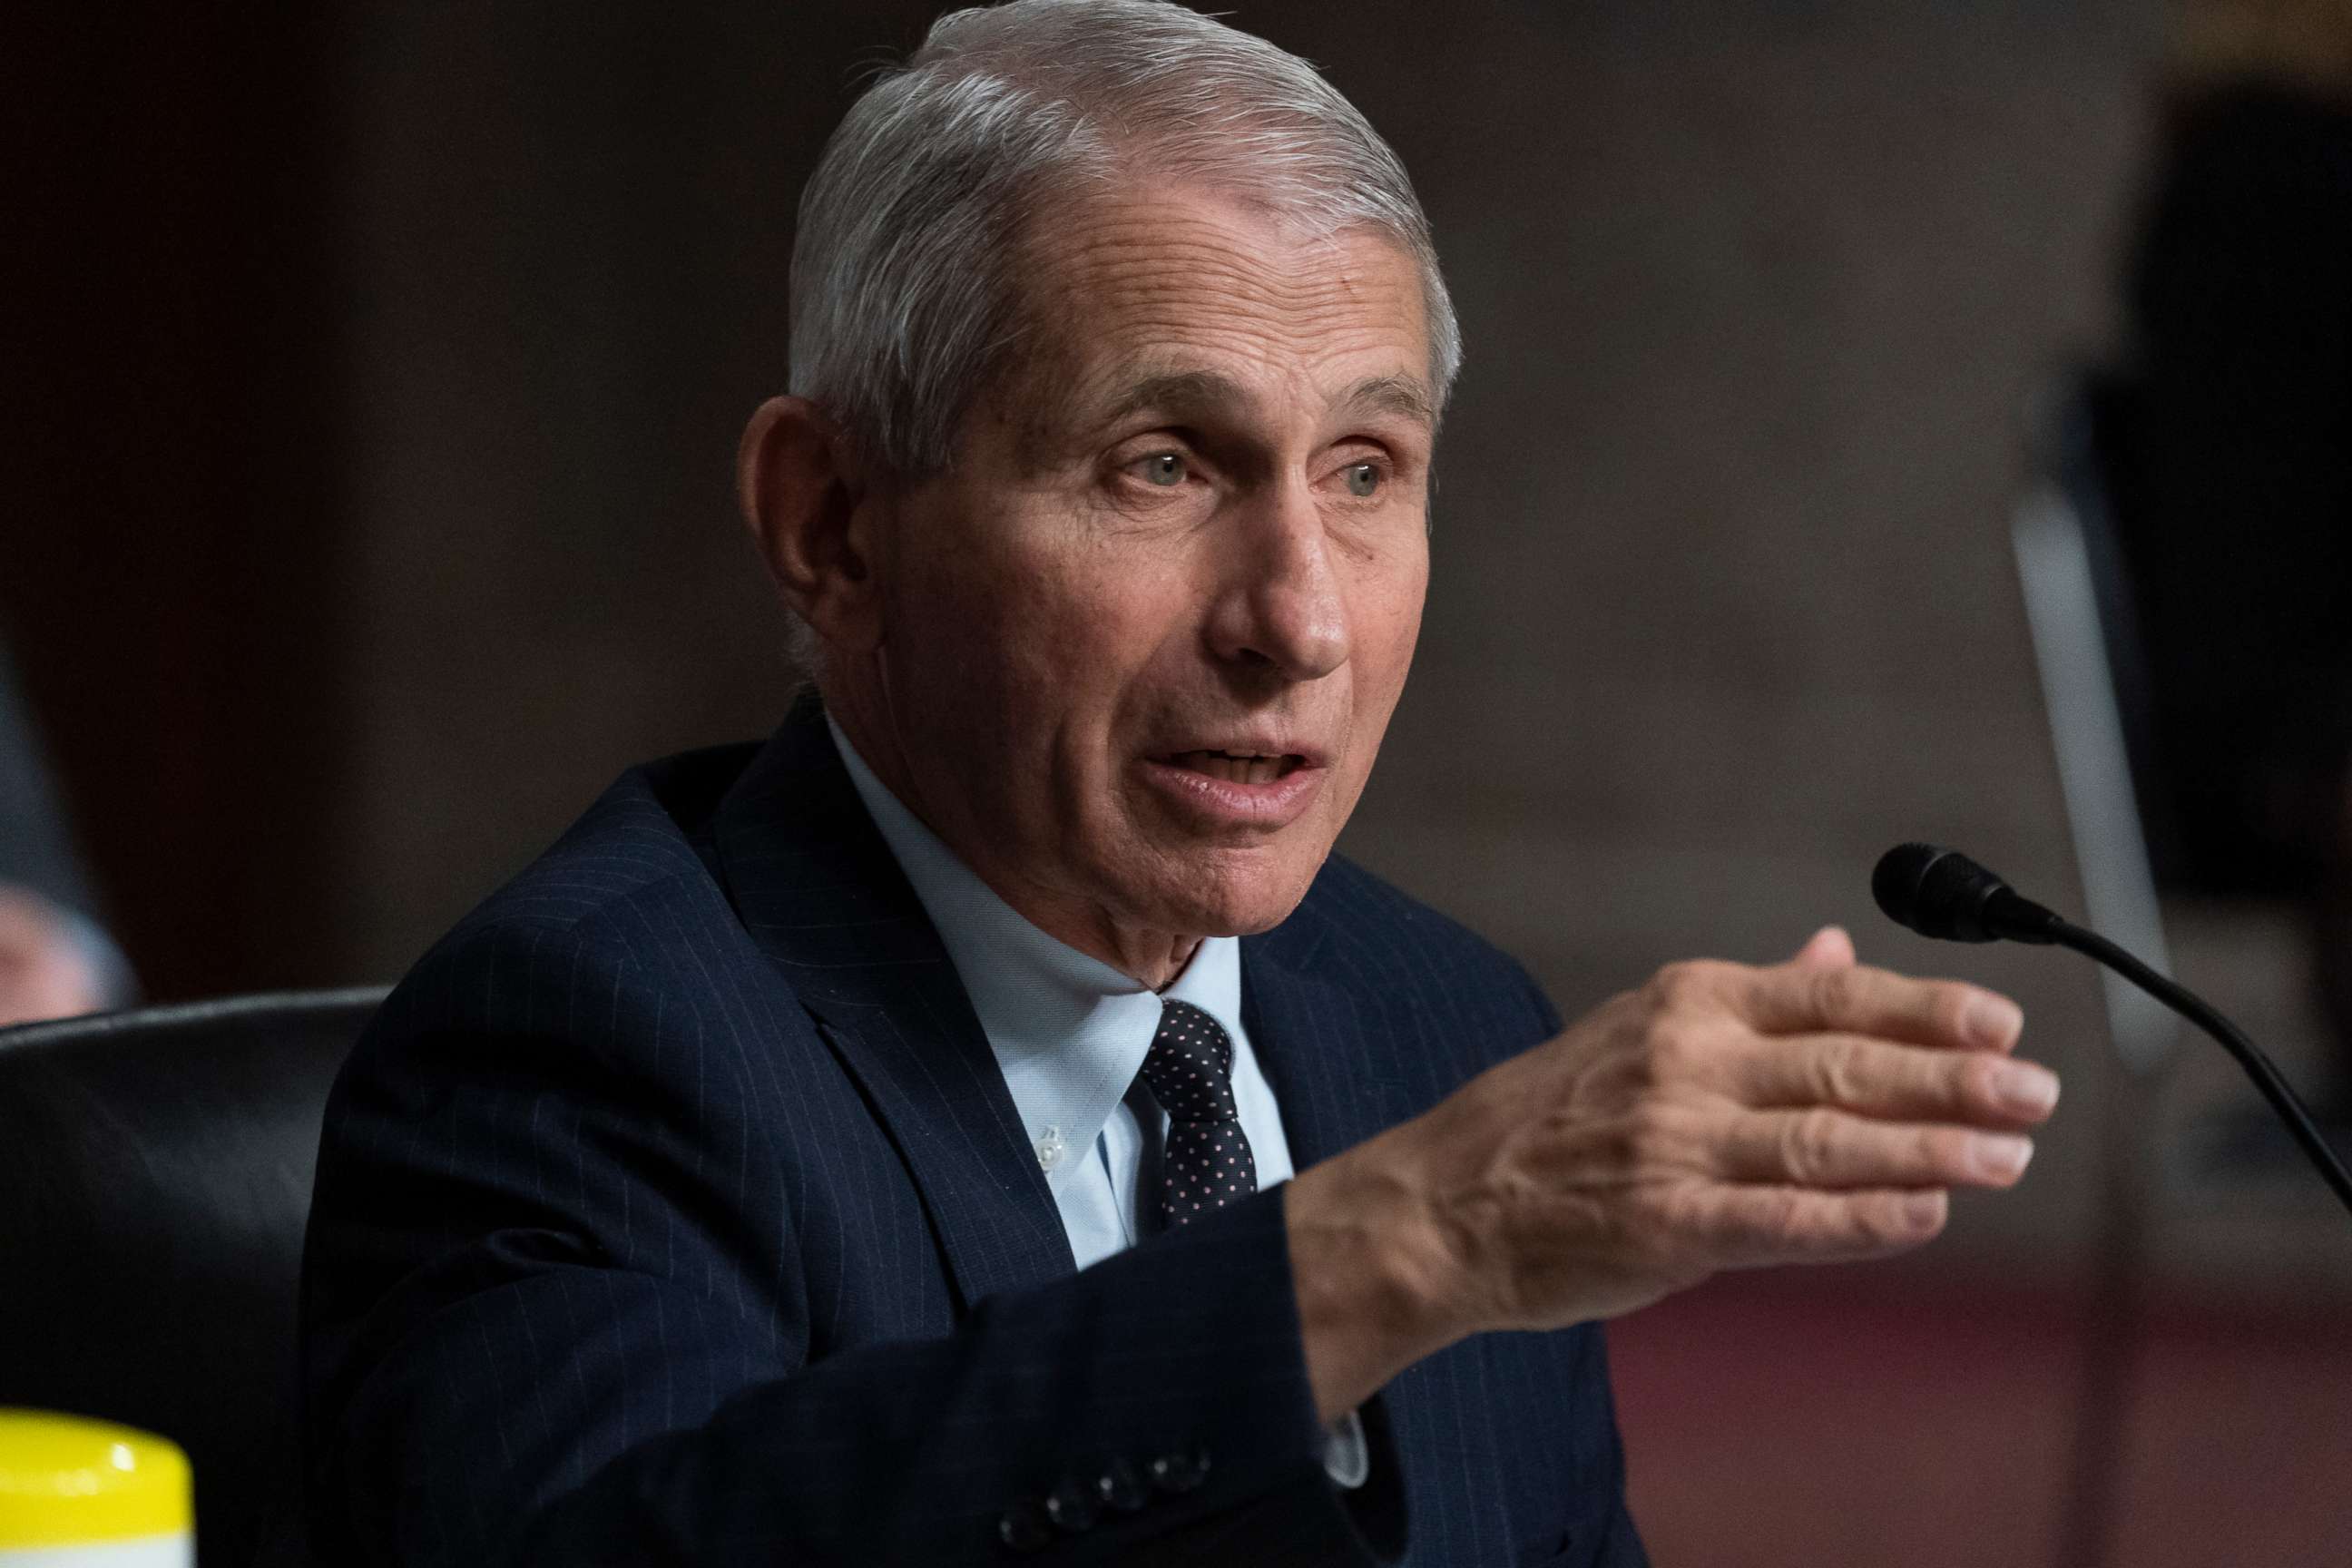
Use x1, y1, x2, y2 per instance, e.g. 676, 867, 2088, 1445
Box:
8, 0, 2351, 1562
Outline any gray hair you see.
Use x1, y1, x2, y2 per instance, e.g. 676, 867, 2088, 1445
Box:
786, 0, 1461, 482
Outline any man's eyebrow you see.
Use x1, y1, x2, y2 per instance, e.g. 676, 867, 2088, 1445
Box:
1090, 369, 1437, 430
1095, 370, 1253, 427
1335, 373, 1438, 429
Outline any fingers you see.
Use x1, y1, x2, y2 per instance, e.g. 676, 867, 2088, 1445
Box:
1788, 925, 1856, 972
1732, 958, 2024, 1054
1714, 1106, 2034, 1191
1731, 1032, 2061, 1128
1685, 1184, 1949, 1268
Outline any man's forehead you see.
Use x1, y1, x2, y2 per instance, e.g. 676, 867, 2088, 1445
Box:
1002, 188, 1430, 385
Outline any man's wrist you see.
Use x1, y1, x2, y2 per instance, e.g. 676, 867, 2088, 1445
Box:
1284, 1141, 1470, 1426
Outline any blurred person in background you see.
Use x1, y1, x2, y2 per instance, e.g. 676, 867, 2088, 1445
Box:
2095, 0, 2352, 1144
0, 642, 132, 1025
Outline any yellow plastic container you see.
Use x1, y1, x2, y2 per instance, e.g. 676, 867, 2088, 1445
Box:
0, 1411, 191, 1566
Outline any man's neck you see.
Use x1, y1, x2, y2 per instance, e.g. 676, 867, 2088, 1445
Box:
818, 674, 1204, 990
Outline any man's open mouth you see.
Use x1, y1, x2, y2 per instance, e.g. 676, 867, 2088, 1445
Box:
1163, 750, 1308, 785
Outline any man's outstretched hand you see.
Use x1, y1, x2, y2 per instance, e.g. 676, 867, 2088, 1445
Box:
1286, 927, 2059, 1424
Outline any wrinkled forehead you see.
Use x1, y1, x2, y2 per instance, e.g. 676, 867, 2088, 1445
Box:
985, 183, 1436, 456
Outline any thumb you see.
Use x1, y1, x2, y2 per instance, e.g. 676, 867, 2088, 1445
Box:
1789, 924, 1856, 971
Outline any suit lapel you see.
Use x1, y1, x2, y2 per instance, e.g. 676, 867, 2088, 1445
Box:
1240, 892, 1411, 1170
710, 693, 1074, 1309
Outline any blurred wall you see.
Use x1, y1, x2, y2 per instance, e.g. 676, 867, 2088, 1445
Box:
5, 7, 348, 1001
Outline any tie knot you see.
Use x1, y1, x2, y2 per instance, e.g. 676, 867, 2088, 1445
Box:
1138, 998, 1238, 1123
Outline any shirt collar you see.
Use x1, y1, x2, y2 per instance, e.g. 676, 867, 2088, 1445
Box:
826, 713, 1243, 1191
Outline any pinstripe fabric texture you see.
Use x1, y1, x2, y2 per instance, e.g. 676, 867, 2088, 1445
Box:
298, 695, 1643, 1566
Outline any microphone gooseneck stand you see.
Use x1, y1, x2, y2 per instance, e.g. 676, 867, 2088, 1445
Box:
1872, 842, 2351, 1568
1871, 841, 2352, 1220
2044, 916, 2352, 1218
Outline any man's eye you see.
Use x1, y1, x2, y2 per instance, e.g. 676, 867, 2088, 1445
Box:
1343, 462, 1381, 498
1137, 452, 1188, 486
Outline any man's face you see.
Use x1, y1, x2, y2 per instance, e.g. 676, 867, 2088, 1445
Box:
861, 183, 1435, 956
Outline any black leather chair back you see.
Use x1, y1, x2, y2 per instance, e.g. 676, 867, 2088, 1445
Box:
0, 989, 386, 1567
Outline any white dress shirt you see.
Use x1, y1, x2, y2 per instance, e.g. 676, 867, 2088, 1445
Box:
828, 717, 1369, 1488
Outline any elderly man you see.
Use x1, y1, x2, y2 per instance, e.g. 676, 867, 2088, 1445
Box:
299, 3, 2060, 1563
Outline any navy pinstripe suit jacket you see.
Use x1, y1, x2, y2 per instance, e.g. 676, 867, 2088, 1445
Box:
299, 697, 1644, 1566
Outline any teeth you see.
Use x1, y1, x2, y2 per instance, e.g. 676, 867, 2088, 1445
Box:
1173, 750, 1291, 784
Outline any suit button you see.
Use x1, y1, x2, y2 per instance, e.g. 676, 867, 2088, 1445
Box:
1094, 1458, 1147, 1513
998, 1498, 1053, 1553
1148, 1446, 1210, 1494
1044, 1476, 1100, 1534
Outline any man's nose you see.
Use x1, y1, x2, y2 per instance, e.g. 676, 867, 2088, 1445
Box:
1204, 478, 1349, 681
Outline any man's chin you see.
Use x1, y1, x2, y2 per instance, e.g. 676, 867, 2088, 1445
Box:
1127, 848, 1326, 940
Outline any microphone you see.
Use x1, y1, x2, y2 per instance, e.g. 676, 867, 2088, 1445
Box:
1870, 842, 2062, 946
1873, 842, 2352, 1221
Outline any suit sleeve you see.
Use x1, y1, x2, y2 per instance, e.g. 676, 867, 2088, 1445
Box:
299, 917, 1405, 1568
1510, 956, 1649, 1568
1566, 1318, 1647, 1568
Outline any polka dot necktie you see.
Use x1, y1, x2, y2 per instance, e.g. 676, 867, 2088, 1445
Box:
1138, 998, 1259, 1229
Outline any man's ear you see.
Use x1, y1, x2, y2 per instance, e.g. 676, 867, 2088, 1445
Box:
736, 396, 885, 655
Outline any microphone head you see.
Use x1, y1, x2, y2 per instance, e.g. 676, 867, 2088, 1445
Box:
1872, 843, 2013, 943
